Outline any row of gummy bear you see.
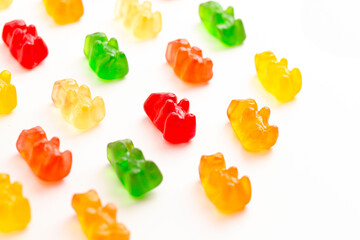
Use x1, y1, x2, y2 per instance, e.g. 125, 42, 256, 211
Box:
3, 129, 249, 237
0, 0, 303, 239
1, 0, 245, 43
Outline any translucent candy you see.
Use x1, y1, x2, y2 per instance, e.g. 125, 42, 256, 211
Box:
255, 51, 302, 102
52, 79, 105, 130
43, 0, 84, 25
72, 190, 130, 240
199, 153, 251, 213
0, 173, 31, 233
116, 0, 162, 39
227, 99, 278, 152
0, 70, 16, 114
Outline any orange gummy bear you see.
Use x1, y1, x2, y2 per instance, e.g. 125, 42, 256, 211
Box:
166, 39, 213, 84
227, 99, 278, 152
199, 153, 251, 213
16, 126, 72, 182
72, 190, 130, 240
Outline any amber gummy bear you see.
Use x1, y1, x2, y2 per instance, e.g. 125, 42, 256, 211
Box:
72, 189, 130, 240
43, 0, 84, 25
227, 99, 278, 152
199, 153, 251, 213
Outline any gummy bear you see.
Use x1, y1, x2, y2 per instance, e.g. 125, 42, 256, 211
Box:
166, 39, 213, 84
199, 1, 246, 46
115, 0, 162, 39
227, 99, 278, 152
255, 51, 302, 102
0, 173, 31, 233
2, 20, 48, 69
72, 189, 130, 240
52, 79, 105, 130
0, 70, 16, 114
0, 0, 13, 10
16, 126, 72, 181
199, 153, 251, 213
84, 32, 129, 80
144, 92, 196, 144
107, 139, 163, 197
43, 0, 84, 25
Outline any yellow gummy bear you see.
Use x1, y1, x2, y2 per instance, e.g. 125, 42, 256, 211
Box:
227, 99, 278, 152
51, 79, 105, 130
43, 0, 84, 25
0, 173, 31, 233
0, 0, 13, 10
255, 51, 302, 102
116, 0, 162, 39
199, 153, 251, 214
0, 70, 17, 114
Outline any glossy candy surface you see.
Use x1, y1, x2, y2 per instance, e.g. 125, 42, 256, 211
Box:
227, 99, 278, 152
144, 92, 196, 144
199, 1, 246, 46
72, 189, 130, 240
43, 0, 84, 25
16, 126, 72, 181
255, 51, 302, 102
166, 39, 213, 84
0, 70, 16, 114
0, 0, 13, 9
2, 20, 48, 69
0, 173, 31, 233
199, 153, 251, 213
84, 32, 129, 80
52, 79, 105, 130
116, 0, 162, 39
107, 139, 163, 197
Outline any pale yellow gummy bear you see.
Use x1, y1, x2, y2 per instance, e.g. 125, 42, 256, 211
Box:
52, 79, 105, 130
0, 0, 13, 10
0, 70, 17, 114
255, 51, 302, 102
116, 0, 162, 39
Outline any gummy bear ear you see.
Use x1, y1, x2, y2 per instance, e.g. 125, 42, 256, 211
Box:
26, 25, 37, 37
108, 38, 119, 50
178, 99, 190, 112
225, 6, 234, 16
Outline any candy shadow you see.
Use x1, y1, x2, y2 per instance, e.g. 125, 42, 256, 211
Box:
223, 123, 274, 161
101, 165, 156, 208
78, 57, 128, 87
250, 75, 301, 108
158, 63, 211, 91
190, 182, 249, 222
0, 44, 32, 74
61, 215, 86, 240
194, 23, 239, 52
45, 104, 104, 138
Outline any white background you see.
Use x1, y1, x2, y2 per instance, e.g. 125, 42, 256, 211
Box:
1, 0, 360, 239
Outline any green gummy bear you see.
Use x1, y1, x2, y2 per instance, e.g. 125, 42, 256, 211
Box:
107, 139, 163, 197
84, 32, 129, 80
199, 1, 246, 46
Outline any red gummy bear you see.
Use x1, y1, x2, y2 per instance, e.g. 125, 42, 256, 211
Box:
144, 92, 196, 144
166, 39, 213, 84
2, 20, 48, 69
16, 126, 72, 182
